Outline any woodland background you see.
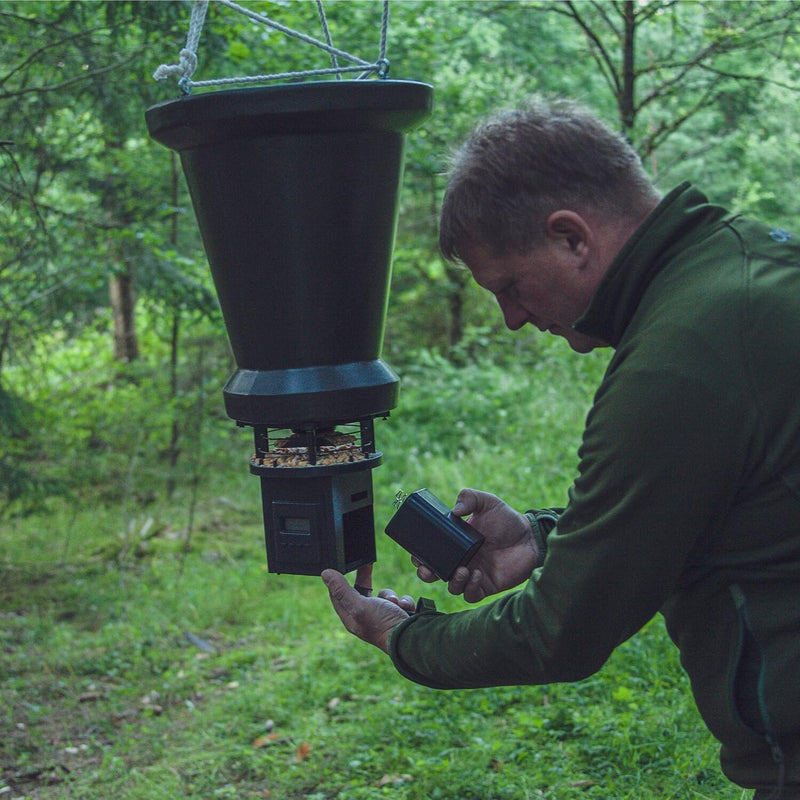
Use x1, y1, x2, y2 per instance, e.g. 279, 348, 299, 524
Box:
2, 2, 800, 798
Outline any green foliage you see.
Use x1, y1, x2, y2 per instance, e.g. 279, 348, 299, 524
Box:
3, 0, 800, 389
0, 385, 48, 515
2, 3, 797, 797
380, 339, 609, 512
0, 339, 740, 799
0, 307, 236, 516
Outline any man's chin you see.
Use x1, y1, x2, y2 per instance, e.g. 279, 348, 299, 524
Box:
557, 327, 606, 353
568, 340, 596, 354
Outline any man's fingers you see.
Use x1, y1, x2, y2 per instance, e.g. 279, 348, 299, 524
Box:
411, 556, 439, 584
321, 568, 340, 588
322, 569, 361, 621
398, 594, 416, 613
378, 587, 399, 603
454, 487, 500, 518
378, 588, 416, 613
447, 566, 471, 595
322, 570, 377, 640
452, 488, 479, 517
322, 569, 365, 635
463, 572, 487, 604
354, 563, 374, 596
322, 570, 411, 653
415, 563, 438, 583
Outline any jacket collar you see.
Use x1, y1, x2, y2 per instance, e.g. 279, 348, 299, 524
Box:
573, 183, 729, 347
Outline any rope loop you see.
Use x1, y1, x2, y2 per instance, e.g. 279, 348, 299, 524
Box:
153, 0, 208, 86
154, 0, 391, 94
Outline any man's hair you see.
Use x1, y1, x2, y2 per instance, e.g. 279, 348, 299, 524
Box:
439, 97, 660, 262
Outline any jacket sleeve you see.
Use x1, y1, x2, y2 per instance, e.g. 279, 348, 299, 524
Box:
389, 338, 755, 689
525, 508, 561, 563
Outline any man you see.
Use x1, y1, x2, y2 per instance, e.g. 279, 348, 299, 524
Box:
322, 97, 800, 799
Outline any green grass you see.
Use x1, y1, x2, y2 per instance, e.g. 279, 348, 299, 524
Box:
0, 338, 748, 799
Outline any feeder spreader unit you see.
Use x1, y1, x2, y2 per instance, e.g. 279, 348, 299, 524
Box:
146, 80, 433, 575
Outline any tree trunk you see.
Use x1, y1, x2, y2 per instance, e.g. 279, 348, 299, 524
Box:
619, 0, 637, 139
165, 152, 182, 497
165, 312, 181, 497
446, 265, 466, 349
109, 270, 138, 362
0, 319, 10, 385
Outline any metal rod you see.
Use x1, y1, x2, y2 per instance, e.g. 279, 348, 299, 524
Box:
361, 419, 376, 454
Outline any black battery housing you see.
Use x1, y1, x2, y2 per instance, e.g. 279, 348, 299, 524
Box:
385, 489, 484, 581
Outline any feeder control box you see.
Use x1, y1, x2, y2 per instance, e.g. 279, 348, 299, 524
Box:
385, 488, 484, 581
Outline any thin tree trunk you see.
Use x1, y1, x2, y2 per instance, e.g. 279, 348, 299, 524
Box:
165, 152, 182, 497
0, 319, 11, 385
429, 171, 468, 352
446, 265, 465, 348
619, 0, 637, 139
109, 270, 138, 362
165, 312, 181, 497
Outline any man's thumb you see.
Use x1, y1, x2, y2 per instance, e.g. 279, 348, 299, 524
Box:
321, 568, 339, 586
321, 569, 355, 609
453, 488, 478, 516
321, 568, 347, 597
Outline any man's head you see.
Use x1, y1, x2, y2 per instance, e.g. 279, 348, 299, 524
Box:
439, 97, 661, 351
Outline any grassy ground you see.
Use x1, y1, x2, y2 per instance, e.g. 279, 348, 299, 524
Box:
0, 340, 749, 799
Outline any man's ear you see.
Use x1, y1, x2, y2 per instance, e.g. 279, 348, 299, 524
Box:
546, 210, 592, 257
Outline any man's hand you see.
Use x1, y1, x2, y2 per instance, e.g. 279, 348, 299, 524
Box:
322, 564, 415, 653
414, 488, 538, 603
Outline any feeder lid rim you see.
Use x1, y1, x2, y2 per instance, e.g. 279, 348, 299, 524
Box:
146, 78, 433, 116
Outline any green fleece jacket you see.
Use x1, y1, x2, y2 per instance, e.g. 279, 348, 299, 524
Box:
389, 184, 800, 792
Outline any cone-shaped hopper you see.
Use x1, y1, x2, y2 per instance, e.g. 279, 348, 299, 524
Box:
146, 80, 433, 427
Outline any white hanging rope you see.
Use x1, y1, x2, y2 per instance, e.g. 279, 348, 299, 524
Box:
153, 0, 390, 95
152, 0, 209, 88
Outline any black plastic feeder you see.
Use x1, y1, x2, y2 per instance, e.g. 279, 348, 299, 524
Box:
145, 80, 433, 575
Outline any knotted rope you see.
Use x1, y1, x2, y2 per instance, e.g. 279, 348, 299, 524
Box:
152, 0, 209, 91
153, 0, 390, 95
